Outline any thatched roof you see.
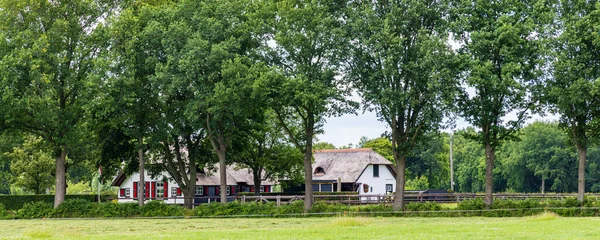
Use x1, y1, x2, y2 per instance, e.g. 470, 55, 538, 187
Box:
195, 164, 277, 186
312, 148, 393, 183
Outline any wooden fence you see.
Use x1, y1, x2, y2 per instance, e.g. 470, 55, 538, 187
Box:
163, 193, 600, 206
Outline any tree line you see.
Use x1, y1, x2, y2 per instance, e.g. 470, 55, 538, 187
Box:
0, 0, 599, 211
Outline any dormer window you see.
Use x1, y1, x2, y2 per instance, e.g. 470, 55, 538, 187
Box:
314, 167, 325, 176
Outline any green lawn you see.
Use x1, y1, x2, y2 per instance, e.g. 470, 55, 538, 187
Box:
1, 214, 599, 239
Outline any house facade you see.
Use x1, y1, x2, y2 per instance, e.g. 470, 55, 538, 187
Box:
111, 164, 275, 204
310, 148, 396, 196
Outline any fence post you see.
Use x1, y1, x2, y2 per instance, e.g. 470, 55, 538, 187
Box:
276, 195, 281, 207
242, 195, 246, 204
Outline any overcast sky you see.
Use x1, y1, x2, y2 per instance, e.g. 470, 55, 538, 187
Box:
318, 110, 558, 148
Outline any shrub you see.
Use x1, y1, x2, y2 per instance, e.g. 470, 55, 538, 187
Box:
0, 194, 114, 210
51, 199, 94, 218
141, 201, 184, 217
0, 203, 6, 219
16, 201, 53, 219
457, 198, 485, 210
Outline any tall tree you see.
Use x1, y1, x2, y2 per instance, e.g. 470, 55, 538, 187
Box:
347, 0, 457, 210
452, 0, 545, 206
235, 113, 304, 196
265, 0, 354, 212
152, 0, 267, 204
548, 0, 600, 202
0, 0, 113, 207
99, 2, 165, 206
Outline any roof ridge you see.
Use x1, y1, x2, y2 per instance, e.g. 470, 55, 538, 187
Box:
314, 148, 373, 153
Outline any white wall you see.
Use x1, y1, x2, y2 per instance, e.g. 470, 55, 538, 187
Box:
117, 171, 182, 204
356, 164, 395, 196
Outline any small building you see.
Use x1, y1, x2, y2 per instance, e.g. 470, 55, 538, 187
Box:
111, 164, 276, 204
286, 148, 396, 196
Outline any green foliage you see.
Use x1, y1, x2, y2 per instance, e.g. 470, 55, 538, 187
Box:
4, 136, 55, 194
16, 201, 54, 219
51, 199, 94, 218
0, 194, 113, 211
0, 203, 6, 219
313, 142, 337, 151
141, 201, 184, 217
406, 176, 430, 190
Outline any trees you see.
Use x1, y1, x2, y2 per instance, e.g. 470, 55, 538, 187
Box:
99, 2, 165, 206
347, 0, 457, 210
452, 0, 545, 206
0, 0, 114, 207
265, 0, 353, 211
236, 113, 304, 196
4, 136, 54, 194
547, 0, 600, 201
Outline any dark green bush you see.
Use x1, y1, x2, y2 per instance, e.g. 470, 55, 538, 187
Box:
16, 201, 53, 219
0, 194, 114, 210
141, 201, 184, 217
457, 198, 485, 210
0, 203, 6, 219
51, 199, 94, 218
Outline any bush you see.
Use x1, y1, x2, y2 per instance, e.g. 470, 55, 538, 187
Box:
0, 194, 114, 210
0, 203, 6, 219
141, 201, 184, 217
457, 198, 485, 210
51, 199, 94, 218
16, 201, 53, 219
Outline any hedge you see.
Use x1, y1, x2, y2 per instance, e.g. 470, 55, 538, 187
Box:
0, 194, 115, 210
2, 197, 600, 219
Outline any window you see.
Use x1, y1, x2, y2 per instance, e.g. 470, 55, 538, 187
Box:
314, 167, 325, 176
172, 187, 178, 197
373, 164, 379, 177
321, 184, 333, 192
312, 184, 320, 192
260, 186, 264, 193
242, 186, 250, 192
125, 188, 130, 197
363, 184, 369, 193
386, 184, 393, 193
120, 188, 131, 197
195, 186, 203, 196
226, 186, 231, 195
156, 182, 164, 198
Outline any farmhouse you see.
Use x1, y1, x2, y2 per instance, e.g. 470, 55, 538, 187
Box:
305, 148, 396, 196
111, 164, 276, 204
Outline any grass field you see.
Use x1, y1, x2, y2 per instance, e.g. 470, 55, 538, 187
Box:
1, 213, 599, 239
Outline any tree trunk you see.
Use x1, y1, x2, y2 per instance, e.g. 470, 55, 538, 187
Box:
253, 169, 261, 196
138, 136, 145, 206
577, 145, 586, 202
217, 150, 227, 203
303, 123, 314, 212
54, 148, 67, 207
393, 155, 406, 211
184, 159, 197, 209
484, 141, 495, 207
541, 175, 545, 194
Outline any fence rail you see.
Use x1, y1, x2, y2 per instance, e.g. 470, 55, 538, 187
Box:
142, 193, 600, 206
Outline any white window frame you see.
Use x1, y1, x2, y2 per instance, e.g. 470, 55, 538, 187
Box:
156, 182, 164, 199
386, 184, 393, 193
226, 186, 231, 196
260, 186, 265, 193
125, 188, 131, 197
195, 186, 203, 196
172, 187, 178, 197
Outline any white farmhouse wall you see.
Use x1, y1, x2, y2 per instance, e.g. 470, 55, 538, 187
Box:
356, 164, 395, 197
117, 171, 183, 204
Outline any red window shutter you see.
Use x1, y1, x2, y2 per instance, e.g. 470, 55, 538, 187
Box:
265, 186, 269, 193
133, 182, 138, 198
145, 182, 150, 198
164, 182, 168, 198
120, 189, 125, 197
151, 182, 156, 199
216, 187, 220, 195
177, 188, 181, 196
231, 186, 235, 195
203, 186, 207, 196
250, 186, 254, 193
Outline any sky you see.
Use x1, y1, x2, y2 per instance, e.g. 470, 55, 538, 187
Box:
318, 110, 559, 148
